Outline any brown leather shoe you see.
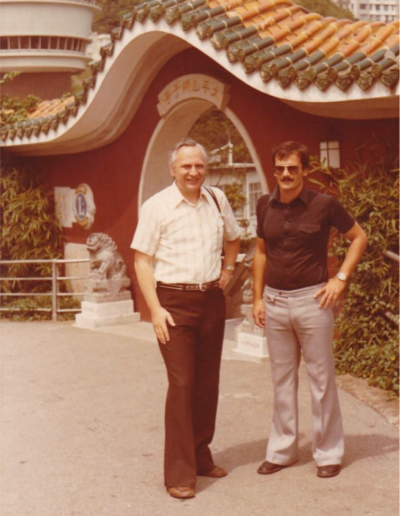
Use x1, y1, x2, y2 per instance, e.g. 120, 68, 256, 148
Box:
167, 487, 195, 499
317, 465, 341, 478
257, 460, 288, 475
198, 466, 228, 478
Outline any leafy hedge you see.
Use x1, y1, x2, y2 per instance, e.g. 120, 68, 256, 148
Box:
0, 296, 80, 321
0, 163, 74, 319
309, 140, 399, 396
0, 72, 41, 127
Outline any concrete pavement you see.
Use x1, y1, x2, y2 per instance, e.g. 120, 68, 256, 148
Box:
0, 320, 399, 516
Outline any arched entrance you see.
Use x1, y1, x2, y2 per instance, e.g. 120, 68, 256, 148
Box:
138, 74, 268, 208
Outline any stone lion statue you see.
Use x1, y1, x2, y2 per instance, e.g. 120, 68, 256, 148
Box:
84, 233, 131, 301
87, 233, 127, 280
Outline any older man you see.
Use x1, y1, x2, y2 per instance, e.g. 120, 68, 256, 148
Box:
253, 141, 367, 478
132, 138, 240, 499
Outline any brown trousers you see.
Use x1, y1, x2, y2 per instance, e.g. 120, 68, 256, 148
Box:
156, 286, 226, 489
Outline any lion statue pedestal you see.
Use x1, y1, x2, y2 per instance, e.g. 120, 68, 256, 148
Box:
232, 272, 268, 361
233, 304, 268, 361
75, 233, 140, 328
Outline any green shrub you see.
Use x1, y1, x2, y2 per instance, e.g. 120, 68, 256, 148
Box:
0, 72, 41, 127
309, 140, 399, 396
0, 162, 65, 319
0, 296, 81, 321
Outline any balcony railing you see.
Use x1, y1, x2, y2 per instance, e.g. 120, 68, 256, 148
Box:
0, 36, 88, 54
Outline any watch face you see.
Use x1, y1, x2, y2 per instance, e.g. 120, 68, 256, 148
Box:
337, 272, 347, 281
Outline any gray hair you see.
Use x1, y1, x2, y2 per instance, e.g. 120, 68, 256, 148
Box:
169, 138, 209, 168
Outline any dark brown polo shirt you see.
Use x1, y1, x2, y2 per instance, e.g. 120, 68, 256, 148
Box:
256, 187, 355, 290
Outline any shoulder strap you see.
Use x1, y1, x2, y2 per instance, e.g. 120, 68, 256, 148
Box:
205, 186, 225, 257
204, 186, 221, 213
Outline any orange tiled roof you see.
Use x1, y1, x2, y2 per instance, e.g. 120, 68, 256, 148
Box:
27, 97, 75, 120
120, 0, 399, 91
1, 0, 399, 144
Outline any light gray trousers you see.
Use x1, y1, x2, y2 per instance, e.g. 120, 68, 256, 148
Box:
264, 284, 344, 467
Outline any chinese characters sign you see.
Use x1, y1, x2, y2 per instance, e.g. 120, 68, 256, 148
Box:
157, 74, 230, 117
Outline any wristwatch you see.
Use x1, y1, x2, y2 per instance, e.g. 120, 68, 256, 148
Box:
336, 272, 348, 282
223, 265, 235, 272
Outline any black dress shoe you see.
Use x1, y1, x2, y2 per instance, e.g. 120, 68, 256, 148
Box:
257, 460, 288, 475
317, 465, 341, 478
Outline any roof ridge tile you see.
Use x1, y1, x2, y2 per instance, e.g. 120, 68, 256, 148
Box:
1, 0, 398, 144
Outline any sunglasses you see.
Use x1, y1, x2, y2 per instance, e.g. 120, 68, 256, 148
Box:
274, 165, 301, 175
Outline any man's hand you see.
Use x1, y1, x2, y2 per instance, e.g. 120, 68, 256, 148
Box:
151, 307, 176, 345
253, 299, 265, 328
219, 269, 233, 290
314, 277, 346, 309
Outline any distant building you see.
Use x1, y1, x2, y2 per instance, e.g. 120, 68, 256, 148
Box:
332, 0, 399, 22
205, 143, 261, 238
0, 0, 100, 98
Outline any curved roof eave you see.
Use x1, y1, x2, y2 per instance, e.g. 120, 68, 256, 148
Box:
2, 14, 399, 156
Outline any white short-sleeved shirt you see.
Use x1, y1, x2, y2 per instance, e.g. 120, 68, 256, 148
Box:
131, 182, 240, 284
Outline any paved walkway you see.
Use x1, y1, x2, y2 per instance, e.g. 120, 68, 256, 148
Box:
1, 320, 399, 516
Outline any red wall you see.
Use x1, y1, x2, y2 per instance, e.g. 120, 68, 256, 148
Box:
24, 48, 399, 319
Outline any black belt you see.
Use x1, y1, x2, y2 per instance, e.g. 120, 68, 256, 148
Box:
157, 280, 220, 292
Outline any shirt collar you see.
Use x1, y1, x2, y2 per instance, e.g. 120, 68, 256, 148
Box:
170, 181, 210, 208
270, 186, 310, 206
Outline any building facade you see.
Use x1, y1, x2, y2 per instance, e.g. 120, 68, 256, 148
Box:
333, 0, 400, 22
1, 0, 399, 320
0, 0, 100, 98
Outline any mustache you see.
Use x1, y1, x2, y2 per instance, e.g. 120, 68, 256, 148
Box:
280, 178, 294, 182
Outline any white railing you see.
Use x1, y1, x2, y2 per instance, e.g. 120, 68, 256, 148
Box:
0, 258, 89, 322
0, 36, 88, 54
382, 250, 399, 325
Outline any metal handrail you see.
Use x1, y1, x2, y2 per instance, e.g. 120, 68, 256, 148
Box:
383, 250, 400, 263
0, 258, 89, 321
382, 250, 399, 325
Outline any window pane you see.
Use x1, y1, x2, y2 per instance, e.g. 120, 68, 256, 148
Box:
327, 141, 339, 149
249, 182, 262, 217
9, 37, 18, 49
320, 150, 328, 165
0, 38, 8, 50
328, 149, 341, 168
320, 141, 328, 150
31, 36, 40, 49
20, 36, 30, 49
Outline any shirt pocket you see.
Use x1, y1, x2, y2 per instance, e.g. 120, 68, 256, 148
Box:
297, 223, 322, 243
297, 224, 321, 234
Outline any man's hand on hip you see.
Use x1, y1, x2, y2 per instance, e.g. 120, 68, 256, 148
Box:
151, 307, 176, 345
314, 277, 346, 309
253, 299, 265, 328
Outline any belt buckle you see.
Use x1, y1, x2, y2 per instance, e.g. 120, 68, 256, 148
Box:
199, 283, 207, 292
